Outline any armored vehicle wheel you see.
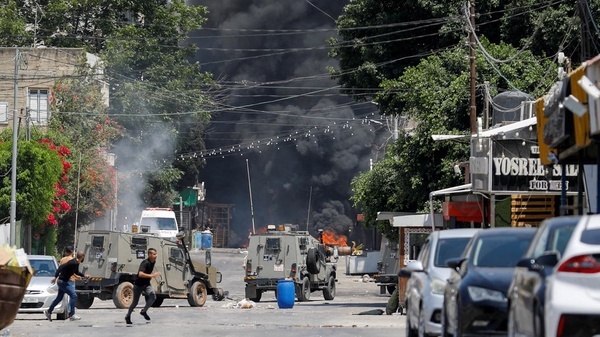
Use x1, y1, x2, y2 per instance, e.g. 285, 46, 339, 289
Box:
187, 280, 208, 307
113, 282, 134, 309
306, 247, 321, 274
323, 275, 336, 300
75, 294, 94, 309
249, 290, 262, 302
151, 297, 164, 307
297, 277, 311, 302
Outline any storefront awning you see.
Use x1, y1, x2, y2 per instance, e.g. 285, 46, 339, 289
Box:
391, 213, 443, 228
376, 211, 417, 223
429, 183, 473, 229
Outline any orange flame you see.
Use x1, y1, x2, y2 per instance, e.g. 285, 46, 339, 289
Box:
321, 229, 348, 247
254, 226, 268, 234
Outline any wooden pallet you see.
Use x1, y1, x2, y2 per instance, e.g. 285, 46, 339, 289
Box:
510, 195, 555, 227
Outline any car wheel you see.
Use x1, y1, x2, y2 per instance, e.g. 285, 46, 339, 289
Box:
187, 280, 208, 307
75, 294, 94, 309
296, 277, 310, 302
534, 302, 545, 337
306, 248, 321, 274
249, 290, 262, 302
323, 275, 336, 300
112, 282, 134, 309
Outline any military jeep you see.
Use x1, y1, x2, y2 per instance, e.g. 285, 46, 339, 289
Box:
244, 224, 339, 302
74, 230, 224, 309
374, 235, 399, 295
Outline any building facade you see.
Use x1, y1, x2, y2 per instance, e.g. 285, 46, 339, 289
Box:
0, 47, 107, 130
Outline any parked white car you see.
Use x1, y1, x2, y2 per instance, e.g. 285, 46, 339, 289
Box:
403, 228, 479, 337
545, 214, 600, 337
18, 255, 69, 320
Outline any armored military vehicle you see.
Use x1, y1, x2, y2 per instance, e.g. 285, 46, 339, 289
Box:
374, 235, 399, 295
244, 224, 344, 302
74, 230, 224, 309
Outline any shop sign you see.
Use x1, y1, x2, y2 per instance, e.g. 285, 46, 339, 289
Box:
471, 138, 578, 193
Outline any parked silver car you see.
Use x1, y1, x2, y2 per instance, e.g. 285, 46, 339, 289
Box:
403, 228, 479, 337
18, 255, 69, 320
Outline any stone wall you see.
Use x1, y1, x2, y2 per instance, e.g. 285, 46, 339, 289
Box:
0, 47, 83, 129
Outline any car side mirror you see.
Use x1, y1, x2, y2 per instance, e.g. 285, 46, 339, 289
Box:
398, 269, 412, 278
446, 257, 465, 271
536, 251, 559, 267
516, 258, 535, 269
399, 260, 424, 278
405, 260, 424, 272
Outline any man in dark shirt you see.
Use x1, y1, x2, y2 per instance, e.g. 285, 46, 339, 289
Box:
44, 251, 89, 321
125, 247, 161, 325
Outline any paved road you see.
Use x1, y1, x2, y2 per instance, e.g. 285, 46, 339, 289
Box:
7, 248, 406, 337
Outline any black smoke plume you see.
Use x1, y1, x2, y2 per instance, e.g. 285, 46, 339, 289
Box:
188, 0, 389, 246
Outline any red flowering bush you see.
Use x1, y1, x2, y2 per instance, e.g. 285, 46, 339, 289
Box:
39, 139, 72, 226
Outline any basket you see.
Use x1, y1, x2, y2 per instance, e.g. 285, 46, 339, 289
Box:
0, 265, 32, 331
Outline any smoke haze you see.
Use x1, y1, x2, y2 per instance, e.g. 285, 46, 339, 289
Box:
189, 0, 389, 245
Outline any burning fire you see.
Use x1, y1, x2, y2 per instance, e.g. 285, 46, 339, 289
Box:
253, 226, 268, 235
321, 229, 348, 247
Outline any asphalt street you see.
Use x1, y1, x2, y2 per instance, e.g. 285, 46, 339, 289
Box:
6, 248, 406, 337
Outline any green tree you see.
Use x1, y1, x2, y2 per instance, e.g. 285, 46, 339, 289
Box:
0, 1, 217, 226
0, 0, 30, 46
330, 0, 599, 103
47, 60, 124, 248
350, 42, 555, 237
0, 140, 65, 254
101, 1, 215, 207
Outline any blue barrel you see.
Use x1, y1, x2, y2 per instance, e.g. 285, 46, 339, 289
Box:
200, 231, 213, 250
277, 279, 295, 309
194, 232, 202, 249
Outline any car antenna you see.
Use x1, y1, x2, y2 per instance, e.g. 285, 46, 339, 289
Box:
246, 159, 256, 234
306, 186, 312, 232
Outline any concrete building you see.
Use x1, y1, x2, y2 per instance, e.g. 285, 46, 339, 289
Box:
0, 47, 108, 130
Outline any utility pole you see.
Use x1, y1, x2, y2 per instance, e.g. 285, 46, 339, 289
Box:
10, 49, 19, 247
469, 0, 477, 135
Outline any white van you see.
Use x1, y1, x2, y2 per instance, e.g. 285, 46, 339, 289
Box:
132, 208, 179, 238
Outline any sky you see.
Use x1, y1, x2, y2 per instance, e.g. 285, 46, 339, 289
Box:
188, 0, 393, 246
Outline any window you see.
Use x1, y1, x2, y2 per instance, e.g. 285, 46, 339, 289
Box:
266, 238, 281, 251
434, 237, 471, 267
29, 89, 49, 124
0, 102, 7, 123
169, 248, 184, 261
92, 236, 105, 249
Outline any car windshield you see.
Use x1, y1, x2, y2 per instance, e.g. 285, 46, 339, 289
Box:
472, 235, 532, 267
529, 222, 576, 258
434, 237, 472, 267
30, 259, 57, 276
141, 217, 177, 231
